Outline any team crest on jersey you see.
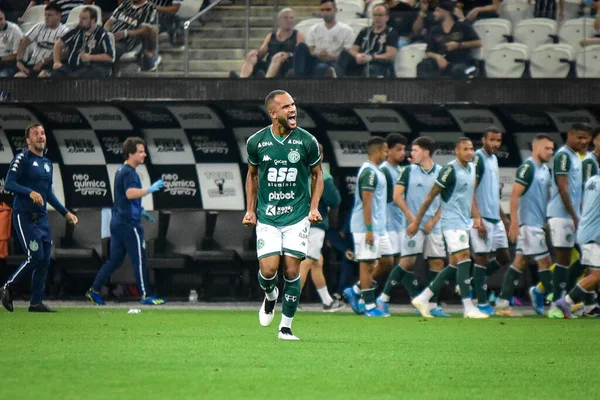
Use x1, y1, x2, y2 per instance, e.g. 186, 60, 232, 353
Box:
288, 150, 300, 164
257, 239, 265, 249
460, 234, 467, 243
44, 163, 50, 172
566, 233, 573, 242
408, 240, 416, 248
540, 239, 546, 247
29, 240, 39, 252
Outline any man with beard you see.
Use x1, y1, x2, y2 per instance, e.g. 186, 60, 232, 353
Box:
0, 124, 78, 313
46, 6, 114, 77
243, 90, 324, 340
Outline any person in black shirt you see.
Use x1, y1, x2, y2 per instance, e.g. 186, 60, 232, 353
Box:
417, 0, 481, 78
46, 6, 113, 77
337, 4, 398, 77
412, 0, 440, 43
385, 0, 418, 48
455, 0, 500, 22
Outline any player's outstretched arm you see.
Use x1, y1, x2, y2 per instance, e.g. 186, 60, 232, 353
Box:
243, 164, 258, 226
126, 179, 164, 200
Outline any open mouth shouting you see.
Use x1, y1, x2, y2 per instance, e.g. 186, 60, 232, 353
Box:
287, 113, 297, 127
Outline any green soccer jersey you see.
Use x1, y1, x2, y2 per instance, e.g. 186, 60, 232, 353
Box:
247, 125, 321, 226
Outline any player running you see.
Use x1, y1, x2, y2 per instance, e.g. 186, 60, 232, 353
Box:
410, 137, 488, 319
243, 90, 324, 340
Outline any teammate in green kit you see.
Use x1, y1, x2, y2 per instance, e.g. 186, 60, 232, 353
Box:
243, 90, 324, 340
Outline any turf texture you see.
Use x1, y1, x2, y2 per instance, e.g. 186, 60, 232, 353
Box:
1, 308, 598, 399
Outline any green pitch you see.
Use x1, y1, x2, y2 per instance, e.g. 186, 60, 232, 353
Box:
2, 308, 598, 399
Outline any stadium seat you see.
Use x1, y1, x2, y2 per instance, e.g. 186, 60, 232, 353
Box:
65, 5, 103, 29
473, 18, 513, 60
558, 18, 596, 52
347, 18, 369, 36
337, 1, 363, 21
563, 0, 585, 21
576, 44, 600, 78
514, 18, 558, 54
295, 18, 322, 38
530, 44, 575, 78
484, 43, 529, 78
176, 0, 205, 20
395, 43, 426, 78
499, 0, 533, 29
19, 5, 46, 35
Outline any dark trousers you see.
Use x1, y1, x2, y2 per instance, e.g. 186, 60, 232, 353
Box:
293, 42, 336, 77
50, 64, 112, 78
5, 211, 52, 304
91, 222, 152, 299
416, 58, 475, 79
158, 13, 184, 46
336, 50, 395, 77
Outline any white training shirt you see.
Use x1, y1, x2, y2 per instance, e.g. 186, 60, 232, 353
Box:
0, 21, 23, 57
25, 22, 70, 65
306, 21, 355, 56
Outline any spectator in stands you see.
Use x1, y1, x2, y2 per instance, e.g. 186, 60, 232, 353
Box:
15, 1, 69, 77
293, 0, 355, 78
44, 6, 113, 77
534, 0, 565, 20
416, 0, 481, 78
385, 0, 418, 48
336, 4, 398, 77
150, 0, 184, 49
412, 0, 440, 43
92, 0, 120, 23
19, 0, 88, 24
0, 9, 24, 77
232, 8, 303, 79
454, 0, 500, 22
105, 0, 161, 72
580, 11, 600, 46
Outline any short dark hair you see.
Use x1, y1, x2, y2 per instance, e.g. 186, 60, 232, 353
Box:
81, 6, 98, 22
320, 0, 336, 6
412, 136, 436, 153
570, 122, 593, 134
45, 1, 62, 14
25, 124, 43, 138
593, 127, 600, 141
533, 134, 553, 143
483, 126, 503, 138
122, 137, 145, 160
372, 4, 389, 15
455, 137, 472, 147
367, 136, 386, 154
265, 89, 288, 110
385, 133, 407, 148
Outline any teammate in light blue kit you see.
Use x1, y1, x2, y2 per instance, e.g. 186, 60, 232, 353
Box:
557, 172, 600, 319
470, 127, 511, 316
344, 136, 391, 317
377, 137, 448, 317
546, 123, 591, 318
410, 137, 489, 319
494, 134, 555, 316
582, 128, 600, 186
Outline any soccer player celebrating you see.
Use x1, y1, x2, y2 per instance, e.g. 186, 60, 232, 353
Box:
470, 127, 511, 316
494, 134, 555, 316
377, 137, 449, 317
410, 137, 489, 319
0, 124, 78, 313
87, 137, 166, 306
546, 123, 591, 318
243, 90, 323, 340
299, 143, 345, 312
343, 136, 391, 317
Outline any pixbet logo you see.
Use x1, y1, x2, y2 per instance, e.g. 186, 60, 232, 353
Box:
72, 174, 107, 196
268, 191, 295, 201
161, 173, 197, 196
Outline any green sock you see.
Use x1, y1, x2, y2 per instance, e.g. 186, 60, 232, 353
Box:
427, 270, 440, 304
281, 276, 301, 318
258, 270, 278, 300
566, 259, 584, 292
362, 288, 375, 309
584, 291, 596, 306
499, 266, 522, 300
538, 269, 552, 294
401, 270, 420, 299
567, 284, 584, 303
473, 264, 488, 304
382, 265, 406, 298
456, 260, 472, 300
430, 265, 456, 294
486, 258, 502, 277
553, 264, 569, 301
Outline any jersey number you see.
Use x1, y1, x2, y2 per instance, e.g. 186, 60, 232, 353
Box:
267, 167, 298, 183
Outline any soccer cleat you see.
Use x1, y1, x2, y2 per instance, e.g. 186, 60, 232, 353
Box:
364, 307, 389, 317
1, 285, 14, 312
477, 304, 495, 316
495, 305, 522, 317
343, 287, 361, 315
357, 301, 366, 314
86, 289, 105, 306
28, 303, 56, 313
323, 299, 346, 313
571, 302, 584, 312
584, 306, 600, 318
259, 287, 278, 327
548, 306, 565, 319
464, 308, 489, 319
528, 286, 545, 315
278, 327, 300, 340
555, 298, 573, 319
376, 296, 390, 315
140, 296, 167, 305
411, 297, 433, 318
430, 307, 450, 317
573, 305, 584, 318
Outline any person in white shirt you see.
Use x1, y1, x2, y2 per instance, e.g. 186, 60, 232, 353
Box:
0, 9, 23, 77
293, 0, 355, 77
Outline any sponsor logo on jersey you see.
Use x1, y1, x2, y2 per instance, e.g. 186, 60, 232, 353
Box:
268, 191, 296, 201
262, 155, 272, 161
258, 142, 273, 148
274, 160, 287, 165
44, 163, 50, 173
291, 140, 303, 145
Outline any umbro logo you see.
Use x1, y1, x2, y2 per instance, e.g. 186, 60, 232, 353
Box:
262, 155, 272, 162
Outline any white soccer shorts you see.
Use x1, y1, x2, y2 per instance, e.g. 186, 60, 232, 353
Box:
306, 227, 326, 261
515, 225, 549, 260
443, 229, 470, 255
401, 230, 446, 259
470, 219, 509, 254
548, 217, 576, 248
387, 230, 402, 256
581, 242, 600, 269
353, 232, 393, 261
255, 217, 310, 260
